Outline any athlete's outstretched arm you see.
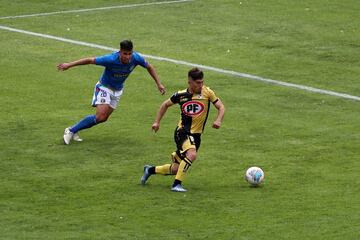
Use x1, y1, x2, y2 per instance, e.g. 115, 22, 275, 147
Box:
57, 57, 96, 71
146, 63, 166, 95
212, 99, 225, 129
152, 99, 174, 132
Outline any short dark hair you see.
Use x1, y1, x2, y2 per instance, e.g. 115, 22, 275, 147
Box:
120, 40, 133, 51
188, 67, 204, 81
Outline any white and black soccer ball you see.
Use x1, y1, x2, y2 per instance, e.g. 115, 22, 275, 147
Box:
245, 166, 264, 186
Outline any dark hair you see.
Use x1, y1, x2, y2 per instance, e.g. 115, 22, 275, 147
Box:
188, 67, 204, 81
120, 40, 133, 51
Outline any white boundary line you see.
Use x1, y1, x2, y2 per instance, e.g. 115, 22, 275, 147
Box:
0, 25, 359, 102
0, 0, 192, 20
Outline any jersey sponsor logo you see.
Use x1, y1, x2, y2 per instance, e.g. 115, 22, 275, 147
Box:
113, 73, 129, 78
181, 101, 205, 116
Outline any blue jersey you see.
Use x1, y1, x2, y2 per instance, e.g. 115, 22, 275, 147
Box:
95, 51, 148, 90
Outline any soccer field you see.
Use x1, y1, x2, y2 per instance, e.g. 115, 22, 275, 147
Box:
1, 0, 359, 239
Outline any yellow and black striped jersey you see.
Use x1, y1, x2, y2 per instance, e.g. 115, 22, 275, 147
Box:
170, 85, 219, 134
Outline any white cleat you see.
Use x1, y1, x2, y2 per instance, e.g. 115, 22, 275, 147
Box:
63, 127, 74, 145
171, 184, 187, 192
72, 133, 83, 142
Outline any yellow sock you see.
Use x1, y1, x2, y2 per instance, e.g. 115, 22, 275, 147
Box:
175, 157, 192, 182
155, 164, 172, 175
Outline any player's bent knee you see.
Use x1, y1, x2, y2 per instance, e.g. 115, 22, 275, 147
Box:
96, 114, 109, 123
186, 149, 197, 162
171, 163, 179, 174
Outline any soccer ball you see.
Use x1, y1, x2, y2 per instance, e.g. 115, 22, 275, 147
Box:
245, 167, 264, 186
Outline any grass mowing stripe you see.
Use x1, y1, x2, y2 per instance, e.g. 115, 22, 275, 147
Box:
0, 0, 193, 20
1, 24, 359, 102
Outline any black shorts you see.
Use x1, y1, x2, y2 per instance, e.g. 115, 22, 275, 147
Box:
174, 127, 201, 153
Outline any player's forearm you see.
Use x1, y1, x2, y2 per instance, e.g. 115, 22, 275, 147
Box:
68, 57, 95, 68
147, 64, 166, 94
154, 103, 169, 124
215, 105, 225, 123
147, 64, 161, 85
215, 103, 225, 123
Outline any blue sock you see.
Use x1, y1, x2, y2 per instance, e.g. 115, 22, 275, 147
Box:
70, 115, 97, 133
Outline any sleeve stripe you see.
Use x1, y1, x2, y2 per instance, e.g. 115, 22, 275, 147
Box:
212, 99, 219, 104
170, 97, 176, 104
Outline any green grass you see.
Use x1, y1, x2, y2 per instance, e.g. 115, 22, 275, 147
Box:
1, 0, 360, 239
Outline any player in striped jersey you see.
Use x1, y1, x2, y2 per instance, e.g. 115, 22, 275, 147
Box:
141, 68, 225, 192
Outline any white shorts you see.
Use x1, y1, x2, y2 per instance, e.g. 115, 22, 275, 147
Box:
92, 82, 124, 109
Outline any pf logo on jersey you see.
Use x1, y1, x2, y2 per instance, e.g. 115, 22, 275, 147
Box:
181, 101, 205, 116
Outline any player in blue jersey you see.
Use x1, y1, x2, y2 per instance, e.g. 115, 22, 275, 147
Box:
57, 40, 166, 144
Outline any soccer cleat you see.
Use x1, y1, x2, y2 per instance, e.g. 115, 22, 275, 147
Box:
171, 184, 187, 192
63, 127, 74, 145
72, 132, 83, 142
141, 165, 153, 185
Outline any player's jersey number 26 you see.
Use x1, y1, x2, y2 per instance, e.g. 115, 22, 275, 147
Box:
181, 101, 205, 116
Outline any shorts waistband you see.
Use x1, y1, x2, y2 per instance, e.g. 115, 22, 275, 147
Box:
98, 82, 123, 91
